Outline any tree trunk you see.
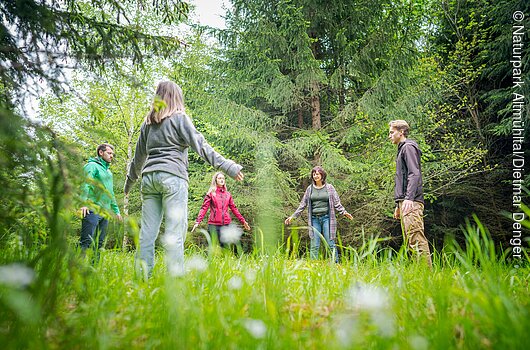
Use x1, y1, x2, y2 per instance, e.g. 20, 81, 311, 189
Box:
310, 81, 321, 165
311, 81, 321, 130
298, 108, 303, 129
467, 92, 484, 140
122, 116, 135, 251
339, 72, 345, 112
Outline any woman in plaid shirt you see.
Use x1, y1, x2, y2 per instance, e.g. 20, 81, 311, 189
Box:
285, 166, 353, 262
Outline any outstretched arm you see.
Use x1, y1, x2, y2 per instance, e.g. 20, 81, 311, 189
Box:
192, 194, 212, 232
329, 184, 352, 220
124, 122, 148, 194
285, 186, 311, 225
178, 114, 243, 179
228, 195, 250, 230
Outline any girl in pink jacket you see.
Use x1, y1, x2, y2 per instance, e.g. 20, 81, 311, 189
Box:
192, 172, 250, 247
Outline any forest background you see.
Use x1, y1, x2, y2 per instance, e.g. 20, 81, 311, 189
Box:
1, 0, 529, 260
0, 0, 529, 347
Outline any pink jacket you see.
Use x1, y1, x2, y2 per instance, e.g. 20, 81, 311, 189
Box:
195, 186, 247, 226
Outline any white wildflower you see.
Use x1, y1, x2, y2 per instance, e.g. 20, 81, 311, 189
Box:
185, 255, 208, 273
409, 335, 429, 350
227, 276, 243, 290
243, 318, 267, 339
345, 283, 390, 311
371, 310, 396, 337
0, 263, 35, 288
344, 283, 395, 338
167, 261, 185, 277
162, 233, 181, 247
166, 207, 186, 225
335, 315, 359, 347
220, 224, 243, 244
244, 268, 256, 284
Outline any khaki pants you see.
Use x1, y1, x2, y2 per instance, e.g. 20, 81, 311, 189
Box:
399, 201, 432, 267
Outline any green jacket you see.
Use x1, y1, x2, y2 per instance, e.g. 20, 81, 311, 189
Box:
81, 156, 120, 215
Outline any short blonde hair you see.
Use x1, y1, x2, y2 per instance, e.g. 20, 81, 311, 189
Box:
145, 81, 185, 124
389, 120, 410, 137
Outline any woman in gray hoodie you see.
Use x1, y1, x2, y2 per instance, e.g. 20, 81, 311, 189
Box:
124, 81, 244, 277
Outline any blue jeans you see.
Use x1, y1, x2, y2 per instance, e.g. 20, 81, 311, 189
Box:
208, 224, 240, 255
310, 214, 337, 262
137, 172, 188, 277
208, 224, 227, 248
80, 211, 108, 250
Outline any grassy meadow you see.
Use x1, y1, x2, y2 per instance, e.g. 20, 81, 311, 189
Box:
1, 225, 529, 350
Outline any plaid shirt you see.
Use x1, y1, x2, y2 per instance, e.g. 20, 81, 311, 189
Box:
291, 183, 347, 240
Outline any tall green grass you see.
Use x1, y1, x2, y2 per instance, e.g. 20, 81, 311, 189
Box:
1, 217, 528, 349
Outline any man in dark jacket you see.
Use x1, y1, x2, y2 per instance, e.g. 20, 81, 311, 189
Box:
389, 120, 432, 267
80, 143, 122, 260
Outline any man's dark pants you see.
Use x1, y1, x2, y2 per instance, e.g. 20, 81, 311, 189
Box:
80, 211, 108, 261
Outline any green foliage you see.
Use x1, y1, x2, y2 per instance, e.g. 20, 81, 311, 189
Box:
448, 214, 507, 269
210, 0, 495, 245
0, 106, 85, 348
426, 0, 530, 238
2, 239, 529, 348
31, 0, 526, 259
0, 0, 189, 96
0, 3, 190, 345
40, 67, 157, 249
3, 0, 528, 346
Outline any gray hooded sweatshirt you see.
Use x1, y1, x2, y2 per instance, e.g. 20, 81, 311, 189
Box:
125, 113, 242, 193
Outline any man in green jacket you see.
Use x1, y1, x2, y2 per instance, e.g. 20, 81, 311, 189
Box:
80, 143, 122, 258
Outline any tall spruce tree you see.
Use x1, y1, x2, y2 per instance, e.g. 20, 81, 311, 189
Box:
216, 0, 493, 248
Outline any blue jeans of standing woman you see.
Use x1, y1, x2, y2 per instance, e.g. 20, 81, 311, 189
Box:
137, 171, 188, 277
310, 214, 338, 262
